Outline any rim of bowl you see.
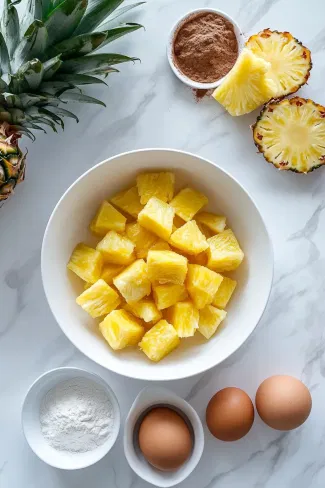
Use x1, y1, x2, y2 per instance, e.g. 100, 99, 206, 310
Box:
167, 8, 245, 90
41, 148, 274, 382
21, 366, 121, 469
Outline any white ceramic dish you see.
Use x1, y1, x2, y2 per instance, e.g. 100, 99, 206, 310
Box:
167, 8, 245, 90
42, 148, 273, 381
22, 367, 120, 470
124, 386, 204, 487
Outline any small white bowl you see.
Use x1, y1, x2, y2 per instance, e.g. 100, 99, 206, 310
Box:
167, 8, 245, 90
124, 387, 204, 487
22, 367, 120, 470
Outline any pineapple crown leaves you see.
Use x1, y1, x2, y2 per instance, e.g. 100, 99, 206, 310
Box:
0, 0, 144, 140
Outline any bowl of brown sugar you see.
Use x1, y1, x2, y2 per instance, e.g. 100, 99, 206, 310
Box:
167, 9, 244, 90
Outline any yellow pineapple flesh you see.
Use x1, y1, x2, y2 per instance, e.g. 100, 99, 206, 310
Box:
139, 320, 180, 362
207, 229, 244, 272
169, 220, 208, 255
195, 212, 226, 234
147, 250, 188, 285
100, 263, 125, 285
173, 214, 186, 228
125, 222, 157, 259
96, 230, 135, 265
186, 264, 223, 309
99, 309, 145, 350
67, 243, 103, 283
212, 276, 237, 309
153, 283, 188, 310
198, 305, 227, 339
136, 172, 175, 204
113, 259, 151, 304
167, 300, 199, 338
110, 186, 144, 218
76, 279, 120, 318
124, 298, 162, 323
90, 201, 126, 236
149, 240, 171, 252
170, 187, 208, 222
189, 251, 208, 266
138, 197, 175, 240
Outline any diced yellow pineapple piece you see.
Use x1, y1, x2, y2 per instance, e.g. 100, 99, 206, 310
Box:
99, 309, 145, 350
169, 220, 208, 255
113, 259, 151, 304
186, 264, 223, 309
136, 172, 175, 204
147, 250, 188, 285
76, 279, 120, 318
189, 252, 208, 266
67, 243, 103, 283
170, 187, 208, 222
153, 283, 188, 310
207, 229, 244, 272
149, 240, 171, 252
124, 298, 162, 323
110, 186, 144, 218
84, 282, 92, 290
212, 276, 237, 309
139, 320, 180, 362
90, 201, 126, 236
198, 305, 227, 339
173, 215, 186, 228
167, 301, 199, 338
101, 263, 125, 284
125, 222, 157, 259
196, 222, 213, 239
96, 230, 135, 265
195, 212, 226, 234
138, 197, 175, 241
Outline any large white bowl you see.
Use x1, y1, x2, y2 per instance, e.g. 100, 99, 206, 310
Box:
42, 149, 273, 381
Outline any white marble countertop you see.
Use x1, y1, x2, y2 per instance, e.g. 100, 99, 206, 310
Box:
1, 0, 325, 486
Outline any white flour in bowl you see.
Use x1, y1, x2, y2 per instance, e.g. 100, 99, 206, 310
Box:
39, 377, 114, 453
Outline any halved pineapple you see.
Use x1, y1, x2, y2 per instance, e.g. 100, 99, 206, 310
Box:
149, 240, 171, 252
253, 97, 325, 173
67, 243, 103, 283
212, 48, 277, 116
136, 172, 175, 204
153, 283, 188, 310
186, 264, 223, 309
147, 250, 188, 285
124, 298, 162, 323
99, 309, 145, 350
139, 320, 180, 362
101, 263, 125, 285
195, 212, 226, 234
90, 201, 126, 236
138, 197, 175, 241
207, 229, 244, 272
96, 231, 135, 265
125, 222, 157, 259
246, 29, 312, 98
198, 305, 227, 340
170, 187, 208, 222
76, 279, 120, 318
110, 186, 144, 218
212, 276, 237, 309
113, 259, 151, 304
169, 220, 208, 255
167, 300, 199, 338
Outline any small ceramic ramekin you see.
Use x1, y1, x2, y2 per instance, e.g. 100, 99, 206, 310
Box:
22, 367, 121, 470
167, 8, 245, 90
124, 386, 204, 487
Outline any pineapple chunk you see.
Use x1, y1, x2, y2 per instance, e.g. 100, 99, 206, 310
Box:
125, 222, 157, 259
139, 320, 180, 362
113, 259, 151, 304
96, 230, 135, 265
198, 305, 227, 339
170, 187, 208, 222
110, 186, 144, 218
149, 240, 171, 252
189, 252, 208, 266
167, 301, 199, 338
207, 229, 244, 272
90, 201, 126, 236
67, 243, 103, 283
101, 263, 125, 285
138, 197, 175, 241
153, 283, 188, 310
99, 309, 145, 350
147, 250, 188, 285
124, 298, 162, 323
136, 172, 175, 204
195, 212, 226, 234
173, 215, 186, 228
76, 279, 120, 318
186, 264, 223, 309
169, 221, 208, 255
196, 222, 213, 239
212, 276, 237, 309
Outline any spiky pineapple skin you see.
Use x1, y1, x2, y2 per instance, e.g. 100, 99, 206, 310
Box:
0, 125, 25, 202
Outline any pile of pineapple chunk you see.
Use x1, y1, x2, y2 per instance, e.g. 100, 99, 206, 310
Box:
67, 172, 244, 362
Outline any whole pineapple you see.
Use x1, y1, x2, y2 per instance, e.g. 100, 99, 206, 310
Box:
0, 0, 143, 202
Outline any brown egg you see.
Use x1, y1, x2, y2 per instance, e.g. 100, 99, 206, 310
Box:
138, 407, 193, 471
256, 375, 312, 431
206, 387, 254, 441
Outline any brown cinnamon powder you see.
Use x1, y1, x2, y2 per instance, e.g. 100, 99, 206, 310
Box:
173, 12, 238, 83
